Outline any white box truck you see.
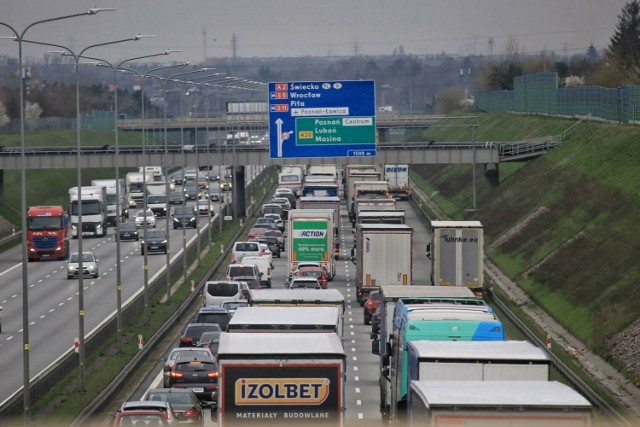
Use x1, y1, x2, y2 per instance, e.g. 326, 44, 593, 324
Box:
278, 165, 305, 196
426, 220, 485, 296
351, 224, 413, 305
346, 172, 382, 218
125, 171, 154, 208
408, 381, 591, 427
298, 196, 341, 259
384, 164, 411, 200
217, 332, 346, 427
90, 179, 127, 226
288, 209, 336, 279
68, 186, 108, 238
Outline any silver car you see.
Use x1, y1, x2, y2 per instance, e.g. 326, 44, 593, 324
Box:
67, 251, 99, 279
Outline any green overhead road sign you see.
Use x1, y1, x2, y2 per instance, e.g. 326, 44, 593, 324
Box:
295, 117, 376, 146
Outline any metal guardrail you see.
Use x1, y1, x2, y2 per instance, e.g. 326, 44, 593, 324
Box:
69, 168, 277, 426
498, 135, 563, 160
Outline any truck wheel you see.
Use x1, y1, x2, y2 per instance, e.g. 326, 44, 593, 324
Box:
364, 312, 371, 325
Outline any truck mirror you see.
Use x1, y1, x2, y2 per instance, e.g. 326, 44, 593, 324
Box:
426, 243, 432, 259
371, 321, 380, 334
371, 339, 380, 356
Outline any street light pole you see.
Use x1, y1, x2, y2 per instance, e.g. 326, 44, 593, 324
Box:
92, 51, 181, 351
37, 33, 151, 392
0, 8, 114, 418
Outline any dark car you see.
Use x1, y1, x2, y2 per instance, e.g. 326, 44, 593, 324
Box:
141, 228, 168, 255
179, 323, 222, 347
275, 190, 296, 208
163, 347, 214, 388
183, 182, 199, 200
168, 358, 219, 403
261, 203, 286, 220
117, 222, 139, 241
169, 191, 184, 205
264, 229, 285, 251
194, 306, 232, 331
172, 206, 197, 229
233, 276, 261, 290
363, 290, 382, 325
208, 186, 222, 202
144, 388, 208, 426
255, 235, 281, 258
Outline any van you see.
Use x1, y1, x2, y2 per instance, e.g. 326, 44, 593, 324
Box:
203, 280, 247, 306
231, 241, 262, 263
241, 256, 272, 288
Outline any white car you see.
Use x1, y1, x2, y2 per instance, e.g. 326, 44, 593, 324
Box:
134, 209, 156, 228
67, 251, 99, 279
197, 198, 213, 214
287, 277, 322, 289
258, 243, 273, 268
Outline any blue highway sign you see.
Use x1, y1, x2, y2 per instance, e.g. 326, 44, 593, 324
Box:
268, 80, 376, 159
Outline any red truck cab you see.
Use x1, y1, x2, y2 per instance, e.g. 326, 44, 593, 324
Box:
27, 205, 70, 261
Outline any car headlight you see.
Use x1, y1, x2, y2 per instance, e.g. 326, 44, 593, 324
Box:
68, 265, 74, 272
161, 240, 167, 244
71, 224, 77, 230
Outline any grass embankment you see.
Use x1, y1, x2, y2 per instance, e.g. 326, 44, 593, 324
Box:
411, 112, 640, 378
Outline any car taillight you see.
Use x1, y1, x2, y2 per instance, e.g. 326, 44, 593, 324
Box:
181, 336, 192, 344
207, 371, 219, 378
170, 371, 183, 378
184, 408, 200, 417
167, 362, 174, 370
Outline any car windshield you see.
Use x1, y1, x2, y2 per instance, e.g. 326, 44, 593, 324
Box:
136, 210, 152, 217
176, 361, 216, 373
300, 270, 322, 278
28, 216, 62, 231
147, 196, 166, 204
228, 266, 257, 277
184, 325, 220, 338
169, 349, 211, 361
119, 223, 135, 230
235, 242, 258, 251
69, 253, 94, 263
146, 230, 165, 238
147, 391, 194, 405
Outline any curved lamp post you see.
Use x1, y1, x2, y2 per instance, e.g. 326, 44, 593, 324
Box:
92, 51, 182, 350
27, 33, 153, 392
0, 7, 114, 418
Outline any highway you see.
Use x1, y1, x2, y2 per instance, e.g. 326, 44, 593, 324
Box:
0, 165, 267, 409
122, 199, 432, 425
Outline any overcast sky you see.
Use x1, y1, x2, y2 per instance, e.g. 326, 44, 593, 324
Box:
0, 0, 628, 65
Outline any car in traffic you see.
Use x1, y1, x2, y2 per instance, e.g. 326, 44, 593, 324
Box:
172, 206, 197, 229
231, 241, 262, 263
363, 289, 382, 325
241, 256, 272, 288
183, 181, 200, 200
117, 222, 139, 241
110, 409, 169, 427
143, 388, 208, 426
255, 235, 281, 259
263, 213, 284, 231
221, 300, 248, 315
258, 243, 274, 267
246, 227, 268, 241
67, 251, 99, 279
264, 229, 285, 251
295, 266, 328, 289
270, 196, 292, 212
198, 331, 221, 353
196, 199, 213, 215
273, 190, 296, 208
162, 347, 214, 388
203, 280, 248, 306
234, 276, 261, 290
140, 228, 168, 255
147, 194, 168, 217
167, 358, 219, 403
261, 203, 286, 220
219, 180, 232, 191
179, 323, 222, 347
119, 400, 178, 426
255, 216, 280, 230
169, 191, 184, 205
194, 306, 232, 330
134, 208, 156, 228
208, 186, 222, 202
225, 263, 261, 282
287, 277, 322, 289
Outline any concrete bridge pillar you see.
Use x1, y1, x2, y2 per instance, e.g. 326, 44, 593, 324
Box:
233, 166, 246, 220
484, 163, 499, 188
377, 128, 389, 143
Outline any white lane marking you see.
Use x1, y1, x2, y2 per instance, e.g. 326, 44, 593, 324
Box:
356, 400, 361, 405
6, 336, 14, 341
12, 294, 18, 298
0, 262, 22, 277
67, 297, 73, 301
350, 324, 354, 328
352, 356, 357, 361
58, 302, 64, 306
29, 321, 36, 326
49, 309, 55, 313
351, 340, 355, 344
358, 413, 364, 419
39, 315, 45, 319
351, 348, 356, 352
353, 366, 358, 371
354, 376, 359, 381
355, 387, 360, 393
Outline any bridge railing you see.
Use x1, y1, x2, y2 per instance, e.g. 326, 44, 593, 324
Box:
498, 135, 563, 160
